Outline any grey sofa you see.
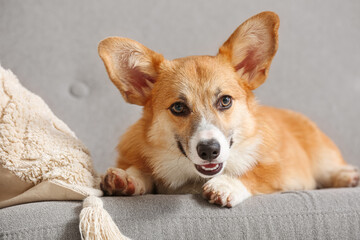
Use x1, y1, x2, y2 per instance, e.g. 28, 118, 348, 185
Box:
2, 189, 360, 239
1, 1, 360, 239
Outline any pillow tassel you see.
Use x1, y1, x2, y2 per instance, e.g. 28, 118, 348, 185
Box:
79, 196, 130, 240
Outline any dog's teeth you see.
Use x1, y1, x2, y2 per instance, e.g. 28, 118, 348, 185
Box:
201, 164, 219, 171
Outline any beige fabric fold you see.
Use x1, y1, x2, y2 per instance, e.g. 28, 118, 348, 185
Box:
0, 166, 94, 208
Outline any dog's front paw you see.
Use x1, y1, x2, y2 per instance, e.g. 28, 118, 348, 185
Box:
101, 167, 145, 196
202, 175, 252, 208
333, 166, 359, 187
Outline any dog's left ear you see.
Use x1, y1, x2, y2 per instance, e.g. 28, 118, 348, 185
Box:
218, 11, 279, 90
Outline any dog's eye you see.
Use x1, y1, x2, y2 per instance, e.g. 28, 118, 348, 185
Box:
217, 95, 232, 110
170, 102, 190, 116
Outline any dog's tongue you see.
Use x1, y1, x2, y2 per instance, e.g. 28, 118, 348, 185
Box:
202, 163, 218, 168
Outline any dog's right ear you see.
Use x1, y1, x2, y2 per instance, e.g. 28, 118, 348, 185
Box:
98, 37, 164, 106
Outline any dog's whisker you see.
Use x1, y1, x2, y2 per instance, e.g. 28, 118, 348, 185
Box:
164, 142, 177, 155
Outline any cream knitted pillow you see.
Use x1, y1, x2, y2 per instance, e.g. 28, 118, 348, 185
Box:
0, 65, 129, 239
0, 65, 102, 207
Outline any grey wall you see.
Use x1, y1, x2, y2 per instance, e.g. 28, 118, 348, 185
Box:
1, 0, 359, 172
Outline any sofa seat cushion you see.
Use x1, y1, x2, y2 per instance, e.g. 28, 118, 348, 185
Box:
1, 188, 360, 239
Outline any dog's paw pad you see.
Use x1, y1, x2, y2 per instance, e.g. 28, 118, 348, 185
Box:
350, 175, 359, 187
101, 168, 132, 196
100, 168, 146, 196
334, 166, 359, 188
124, 177, 136, 195
348, 170, 360, 187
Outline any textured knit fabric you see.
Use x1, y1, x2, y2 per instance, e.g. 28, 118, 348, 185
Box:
1, 188, 360, 240
0, 66, 102, 208
0, 65, 97, 187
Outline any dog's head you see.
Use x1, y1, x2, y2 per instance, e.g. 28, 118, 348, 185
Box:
99, 12, 279, 178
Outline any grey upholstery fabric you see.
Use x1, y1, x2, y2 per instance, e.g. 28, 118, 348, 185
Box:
1, 1, 360, 239
0, 0, 359, 172
0, 201, 81, 240
1, 188, 360, 240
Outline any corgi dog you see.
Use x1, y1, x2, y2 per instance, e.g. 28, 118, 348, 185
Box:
98, 11, 359, 207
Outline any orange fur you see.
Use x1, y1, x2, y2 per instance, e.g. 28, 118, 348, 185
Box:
98, 11, 358, 207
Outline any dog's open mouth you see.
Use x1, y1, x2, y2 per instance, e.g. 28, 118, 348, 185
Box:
195, 163, 223, 176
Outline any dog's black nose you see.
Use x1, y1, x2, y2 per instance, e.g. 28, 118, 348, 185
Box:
196, 139, 220, 161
